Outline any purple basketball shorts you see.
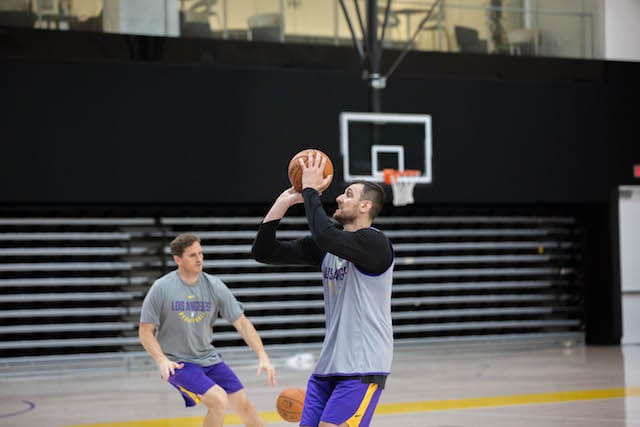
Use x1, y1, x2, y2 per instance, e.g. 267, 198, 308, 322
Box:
300, 375, 384, 427
167, 361, 244, 407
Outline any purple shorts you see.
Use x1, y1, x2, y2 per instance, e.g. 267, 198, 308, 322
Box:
300, 375, 384, 427
167, 361, 244, 407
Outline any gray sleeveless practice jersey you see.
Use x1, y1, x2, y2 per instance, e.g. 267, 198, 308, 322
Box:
315, 250, 394, 376
139, 270, 244, 366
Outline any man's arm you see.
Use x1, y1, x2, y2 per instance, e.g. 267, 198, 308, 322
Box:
302, 188, 393, 274
138, 322, 184, 380
232, 314, 277, 386
251, 188, 324, 266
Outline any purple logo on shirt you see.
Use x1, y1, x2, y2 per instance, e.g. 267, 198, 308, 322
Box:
323, 264, 349, 281
171, 299, 211, 324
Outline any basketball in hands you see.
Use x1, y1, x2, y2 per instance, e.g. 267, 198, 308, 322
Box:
287, 149, 334, 192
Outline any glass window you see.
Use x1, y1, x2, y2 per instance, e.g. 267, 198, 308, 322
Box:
0, 0, 596, 60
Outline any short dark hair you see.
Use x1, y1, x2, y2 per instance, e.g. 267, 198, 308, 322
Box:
355, 180, 385, 219
170, 233, 201, 257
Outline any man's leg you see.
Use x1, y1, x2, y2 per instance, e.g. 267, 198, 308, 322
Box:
198, 385, 228, 427
228, 389, 264, 427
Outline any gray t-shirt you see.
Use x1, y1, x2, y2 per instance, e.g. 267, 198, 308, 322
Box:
140, 270, 244, 366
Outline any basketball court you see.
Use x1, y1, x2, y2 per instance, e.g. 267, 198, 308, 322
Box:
1, 339, 639, 427
0, 4, 638, 427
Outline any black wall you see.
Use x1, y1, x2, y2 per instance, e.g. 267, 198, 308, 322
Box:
1, 29, 639, 345
1, 32, 638, 205
2, 60, 366, 204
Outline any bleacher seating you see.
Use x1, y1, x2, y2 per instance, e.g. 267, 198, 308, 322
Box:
0, 217, 158, 358
0, 211, 585, 363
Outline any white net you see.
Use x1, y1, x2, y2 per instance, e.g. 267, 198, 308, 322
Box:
391, 180, 417, 206
383, 169, 420, 207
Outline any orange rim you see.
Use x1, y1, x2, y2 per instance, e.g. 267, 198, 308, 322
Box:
383, 169, 421, 184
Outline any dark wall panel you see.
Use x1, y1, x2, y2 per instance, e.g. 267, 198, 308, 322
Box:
385, 76, 615, 204
1, 59, 362, 204
0, 56, 634, 205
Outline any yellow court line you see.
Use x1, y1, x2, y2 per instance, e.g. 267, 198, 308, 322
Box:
375, 386, 640, 415
64, 387, 640, 427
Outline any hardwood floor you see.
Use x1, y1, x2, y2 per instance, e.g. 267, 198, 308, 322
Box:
1, 339, 638, 427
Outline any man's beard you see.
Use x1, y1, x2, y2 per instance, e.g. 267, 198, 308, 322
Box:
333, 209, 355, 225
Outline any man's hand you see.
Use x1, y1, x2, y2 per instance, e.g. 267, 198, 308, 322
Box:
263, 188, 303, 223
300, 151, 333, 192
275, 187, 304, 206
158, 358, 184, 381
257, 355, 277, 387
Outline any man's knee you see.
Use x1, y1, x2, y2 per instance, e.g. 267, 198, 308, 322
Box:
228, 389, 255, 415
199, 385, 228, 411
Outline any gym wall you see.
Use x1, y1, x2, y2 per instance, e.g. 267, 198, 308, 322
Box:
1, 37, 638, 205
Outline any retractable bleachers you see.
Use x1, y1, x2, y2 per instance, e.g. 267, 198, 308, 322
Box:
0, 211, 585, 365
379, 215, 584, 342
0, 217, 159, 359
159, 214, 584, 350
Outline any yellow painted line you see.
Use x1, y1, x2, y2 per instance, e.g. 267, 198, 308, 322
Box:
375, 386, 640, 415
64, 413, 282, 427
64, 387, 640, 427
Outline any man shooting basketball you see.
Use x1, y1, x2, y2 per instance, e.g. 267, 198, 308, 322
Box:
139, 233, 276, 427
251, 152, 394, 427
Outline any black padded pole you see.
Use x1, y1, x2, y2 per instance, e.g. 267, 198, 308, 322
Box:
366, 0, 382, 112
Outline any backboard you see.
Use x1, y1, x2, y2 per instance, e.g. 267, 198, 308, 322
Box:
339, 112, 432, 184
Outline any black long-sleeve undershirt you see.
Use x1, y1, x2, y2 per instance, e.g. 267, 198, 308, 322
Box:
251, 188, 393, 275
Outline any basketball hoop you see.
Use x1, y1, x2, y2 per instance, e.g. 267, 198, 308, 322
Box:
383, 168, 421, 207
